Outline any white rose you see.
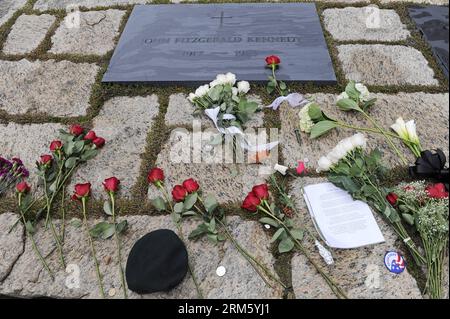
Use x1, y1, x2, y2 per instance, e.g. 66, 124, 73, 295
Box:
232, 87, 238, 96
188, 93, 197, 103
330, 145, 347, 162
237, 81, 250, 94
340, 138, 354, 153
350, 133, 367, 149
405, 120, 420, 144
195, 84, 209, 97
355, 83, 371, 102
215, 73, 228, 85
225, 72, 237, 86
317, 156, 333, 172
337, 92, 349, 102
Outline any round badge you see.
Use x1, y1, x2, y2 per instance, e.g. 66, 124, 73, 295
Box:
384, 251, 406, 274
216, 266, 226, 277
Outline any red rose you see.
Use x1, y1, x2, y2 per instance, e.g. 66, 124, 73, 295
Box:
426, 183, 449, 199
40, 154, 53, 166
242, 192, 261, 212
16, 181, 30, 194
74, 183, 91, 199
296, 161, 306, 175
252, 184, 269, 200
70, 124, 84, 136
182, 178, 199, 193
84, 130, 97, 141
93, 137, 105, 148
172, 185, 187, 202
50, 140, 62, 152
103, 177, 120, 194
265, 55, 281, 66
386, 192, 398, 206
148, 168, 165, 184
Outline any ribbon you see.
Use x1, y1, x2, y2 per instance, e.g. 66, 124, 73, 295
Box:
314, 240, 334, 265
204, 107, 279, 152
267, 93, 309, 110
409, 149, 449, 188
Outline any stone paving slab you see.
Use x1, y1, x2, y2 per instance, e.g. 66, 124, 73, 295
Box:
0, 214, 282, 299
3, 14, 56, 55
34, 0, 149, 10
148, 128, 274, 205
280, 92, 449, 169
70, 96, 159, 199
165, 93, 265, 128
337, 45, 439, 86
0, 0, 27, 27
323, 7, 410, 42
380, 0, 449, 4
50, 10, 126, 56
0, 213, 24, 282
0, 122, 64, 189
0, 59, 99, 117
289, 177, 422, 299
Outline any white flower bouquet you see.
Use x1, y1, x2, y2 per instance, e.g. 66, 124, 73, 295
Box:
189, 73, 258, 129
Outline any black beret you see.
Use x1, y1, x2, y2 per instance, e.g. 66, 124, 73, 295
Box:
125, 229, 188, 294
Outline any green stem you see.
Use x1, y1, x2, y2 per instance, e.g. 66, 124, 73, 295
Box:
60, 186, 66, 242
271, 65, 284, 97
82, 197, 105, 298
18, 194, 54, 280
110, 193, 128, 299
259, 202, 348, 299
361, 111, 408, 165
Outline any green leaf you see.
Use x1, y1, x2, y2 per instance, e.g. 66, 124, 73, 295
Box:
189, 223, 208, 240
182, 211, 197, 217
64, 141, 74, 156
81, 149, 98, 161
103, 201, 113, 216
278, 237, 295, 253
65, 157, 78, 169
70, 218, 82, 228
183, 193, 198, 210
290, 229, 304, 241
204, 194, 218, 213
207, 234, 218, 244
310, 121, 339, 139
270, 228, 285, 243
152, 196, 166, 212
307, 103, 323, 121
90, 222, 115, 240
402, 213, 415, 226
174, 202, 184, 214
72, 140, 85, 153
259, 217, 279, 228
279, 81, 287, 90
116, 220, 128, 234
208, 218, 216, 233
25, 221, 35, 234
337, 98, 361, 112
208, 85, 223, 101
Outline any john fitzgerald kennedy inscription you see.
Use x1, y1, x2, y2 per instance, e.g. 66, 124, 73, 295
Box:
102, 3, 337, 85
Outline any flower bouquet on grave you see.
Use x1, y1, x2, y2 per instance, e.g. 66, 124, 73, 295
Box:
0, 157, 29, 196
241, 182, 348, 299
297, 80, 423, 166
390, 181, 448, 299
148, 168, 287, 292
188, 72, 258, 130
317, 133, 425, 266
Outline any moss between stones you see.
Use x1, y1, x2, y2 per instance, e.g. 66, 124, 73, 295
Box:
1, 0, 446, 297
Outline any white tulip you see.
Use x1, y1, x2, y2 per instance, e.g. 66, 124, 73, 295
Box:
317, 156, 333, 172
237, 81, 250, 94
225, 72, 237, 86
274, 163, 289, 175
391, 117, 409, 140
355, 83, 371, 102
231, 87, 238, 96
337, 92, 349, 102
195, 84, 209, 97
188, 93, 197, 103
405, 120, 420, 144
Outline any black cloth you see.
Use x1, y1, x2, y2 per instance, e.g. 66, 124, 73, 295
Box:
409, 149, 449, 190
125, 229, 188, 294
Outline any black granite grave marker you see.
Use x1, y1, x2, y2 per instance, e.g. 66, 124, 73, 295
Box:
409, 6, 449, 78
102, 3, 337, 85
